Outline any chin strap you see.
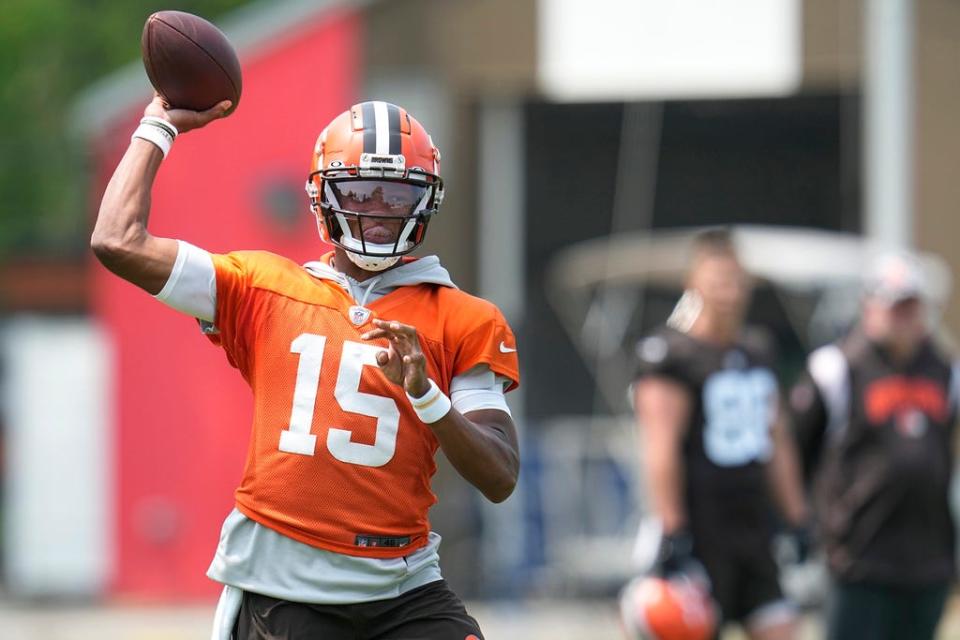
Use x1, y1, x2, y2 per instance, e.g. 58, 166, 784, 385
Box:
343, 247, 401, 271
320, 218, 401, 272
340, 234, 410, 271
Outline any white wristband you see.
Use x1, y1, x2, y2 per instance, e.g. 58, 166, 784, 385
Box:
407, 379, 452, 424
131, 122, 174, 158
140, 116, 179, 139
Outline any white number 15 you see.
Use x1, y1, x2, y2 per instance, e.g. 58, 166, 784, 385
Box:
278, 333, 400, 467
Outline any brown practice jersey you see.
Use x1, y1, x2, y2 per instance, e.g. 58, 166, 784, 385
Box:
791, 331, 957, 586
634, 326, 781, 538
204, 251, 519, 558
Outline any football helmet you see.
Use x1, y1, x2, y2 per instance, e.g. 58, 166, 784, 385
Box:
305, 101, 444, 271
619, 570, 717, 640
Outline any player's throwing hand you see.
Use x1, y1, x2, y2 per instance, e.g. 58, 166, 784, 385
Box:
362, 319, 430, 398
144, 93, 231, 134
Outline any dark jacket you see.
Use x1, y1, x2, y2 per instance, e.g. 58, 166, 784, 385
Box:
790, 330, 958, 586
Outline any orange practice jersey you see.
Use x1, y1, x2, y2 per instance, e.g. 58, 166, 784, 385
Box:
205, 251, 519, 558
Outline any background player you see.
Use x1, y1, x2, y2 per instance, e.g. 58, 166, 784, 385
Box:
790, 252, 958, 640
91, 96, 520, 639
630, 229, 808, 640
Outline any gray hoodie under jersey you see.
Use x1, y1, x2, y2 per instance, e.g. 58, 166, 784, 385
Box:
208, 257, 461, 617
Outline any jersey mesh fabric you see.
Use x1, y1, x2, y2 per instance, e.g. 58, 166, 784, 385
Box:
207, 251, 519, 558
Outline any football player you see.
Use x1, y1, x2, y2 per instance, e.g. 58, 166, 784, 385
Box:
92, 97, 519, 640
790, 253, 957, 640
630, 230, 808, 640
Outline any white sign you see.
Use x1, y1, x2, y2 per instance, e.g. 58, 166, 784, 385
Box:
538, 0, 801, 100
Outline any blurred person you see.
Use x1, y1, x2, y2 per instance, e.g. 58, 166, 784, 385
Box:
627, 229, 808, 640
790, 252, 957, 640
91, 97, 520, 639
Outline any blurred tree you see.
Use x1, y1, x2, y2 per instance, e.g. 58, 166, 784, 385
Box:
0, 0, 248, 259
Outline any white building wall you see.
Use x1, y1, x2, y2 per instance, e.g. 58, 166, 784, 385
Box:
2, 317, 112, 596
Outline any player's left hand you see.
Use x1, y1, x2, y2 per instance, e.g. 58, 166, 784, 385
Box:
652, 529, 696, 578
361, 319, 430, 398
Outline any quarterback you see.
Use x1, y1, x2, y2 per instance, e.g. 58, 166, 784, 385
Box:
91, 97, 520, 639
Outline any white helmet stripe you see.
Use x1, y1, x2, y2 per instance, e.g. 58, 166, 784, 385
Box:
373, 101, 390, 154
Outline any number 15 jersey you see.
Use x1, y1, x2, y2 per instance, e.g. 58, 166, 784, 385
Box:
206, 250, 519, 558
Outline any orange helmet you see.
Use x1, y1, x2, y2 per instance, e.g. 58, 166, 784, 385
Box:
619, 574, 717, 640
305, 101, 444, 271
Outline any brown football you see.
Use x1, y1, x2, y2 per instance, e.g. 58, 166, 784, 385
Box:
141, 10, 242, 113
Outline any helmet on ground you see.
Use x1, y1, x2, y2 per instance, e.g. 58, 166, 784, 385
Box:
619, 571, 717, 640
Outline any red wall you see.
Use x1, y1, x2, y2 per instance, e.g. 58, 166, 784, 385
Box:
91, 8, 359, 600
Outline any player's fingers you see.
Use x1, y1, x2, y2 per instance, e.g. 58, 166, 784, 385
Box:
391, 332, 421, 356
144, 94, 171, 119
210, 100, 232, 117
379, 322, 423, 355
194, 101, 232, 125
372, 319, 417, 337
379, 343, 401, 365
402, 353, 425, 366
148, 91, 170, 107
360, 329, 411, 353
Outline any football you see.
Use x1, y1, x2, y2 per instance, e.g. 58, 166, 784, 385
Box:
141, 10, 242, 113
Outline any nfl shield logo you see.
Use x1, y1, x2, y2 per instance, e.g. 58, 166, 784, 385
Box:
349, 305, 372, 326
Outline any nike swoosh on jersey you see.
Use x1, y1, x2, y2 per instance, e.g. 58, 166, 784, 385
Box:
499, 341, 517, 353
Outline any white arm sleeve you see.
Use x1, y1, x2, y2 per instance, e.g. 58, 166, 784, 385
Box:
153, 240, 217, 322
808, 344, 850, 438
450, 364, 512, 416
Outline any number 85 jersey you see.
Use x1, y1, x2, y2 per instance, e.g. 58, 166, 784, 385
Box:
634, 326, 779, 530
205, 250, 519, 558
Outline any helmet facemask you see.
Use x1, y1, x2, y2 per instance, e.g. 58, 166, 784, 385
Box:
306, 164, 443, 272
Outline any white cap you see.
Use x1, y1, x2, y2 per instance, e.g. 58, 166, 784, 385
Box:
864, 252, 927, 305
